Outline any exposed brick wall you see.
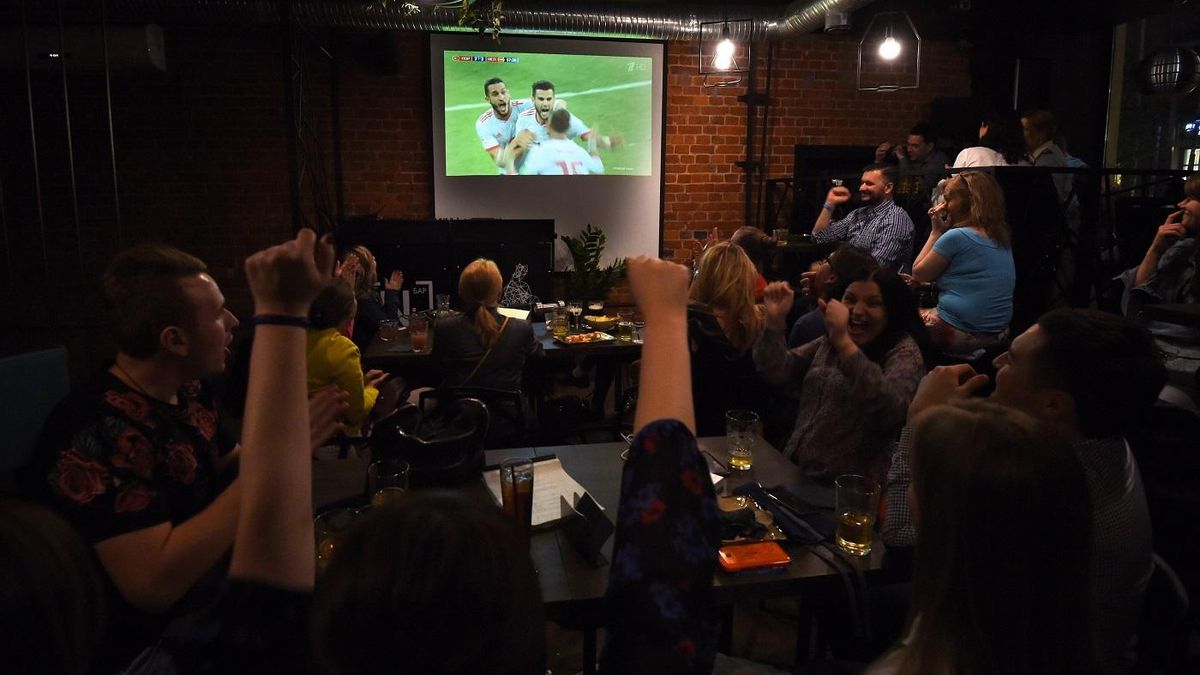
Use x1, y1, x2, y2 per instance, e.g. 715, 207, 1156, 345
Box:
661, 37, 971, 260
0, 27, 969, 368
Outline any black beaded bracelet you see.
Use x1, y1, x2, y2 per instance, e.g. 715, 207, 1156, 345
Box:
249, 314, 310, 328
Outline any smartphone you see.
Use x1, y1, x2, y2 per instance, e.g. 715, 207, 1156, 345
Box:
718, 541, 792, 573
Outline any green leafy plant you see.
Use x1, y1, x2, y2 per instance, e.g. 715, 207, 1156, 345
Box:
560, 224, 626, 301
372, 0, 504, 40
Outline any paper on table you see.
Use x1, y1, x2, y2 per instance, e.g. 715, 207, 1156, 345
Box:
496, 307, 531, 321
484, 458, 597, 527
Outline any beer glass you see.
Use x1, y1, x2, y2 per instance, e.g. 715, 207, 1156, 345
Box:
552, 313, 570, 340
500, 458, 535, 536
834, 474, 880, 556
408, 315, 429, 353
566, 300, 583, 332
367, 458, 410, 509
617, 308, 635, 343
725, 410, 760, 471
314, 507, 360, 572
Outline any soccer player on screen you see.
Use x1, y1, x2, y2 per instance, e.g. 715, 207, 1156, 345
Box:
475, 77, 532, 169
504, 80, 622, 172
509, 108, 605, 175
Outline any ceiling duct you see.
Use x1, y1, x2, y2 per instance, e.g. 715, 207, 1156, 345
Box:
21, 0, 875, 42
824, 11, 852, 33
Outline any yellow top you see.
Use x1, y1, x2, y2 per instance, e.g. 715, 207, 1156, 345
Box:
306, 327, 378, 433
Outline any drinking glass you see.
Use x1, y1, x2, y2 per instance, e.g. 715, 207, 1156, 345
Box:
834, 474, 880, 556
617, 308, 635, 343
367, 458, 410, 508
314, 507, 360, 572
587, 300, 604, 315
436, 293, 451, 315
725, 410, 760, 471
552, 313, 569, 340
500, 458, 535, 537
566, 300, 583, 332
773, 228, 789, 245
408, 315, 429, 353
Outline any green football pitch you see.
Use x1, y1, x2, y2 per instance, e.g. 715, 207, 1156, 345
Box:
443, 50, 654, 176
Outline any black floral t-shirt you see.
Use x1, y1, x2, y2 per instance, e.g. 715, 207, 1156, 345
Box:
37, 372, 233, 544
26, 371, 235, 672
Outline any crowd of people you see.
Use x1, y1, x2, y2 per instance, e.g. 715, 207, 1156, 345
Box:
0, 149, 1195, 673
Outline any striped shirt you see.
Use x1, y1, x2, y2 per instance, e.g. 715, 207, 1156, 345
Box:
813, 199, 914, 270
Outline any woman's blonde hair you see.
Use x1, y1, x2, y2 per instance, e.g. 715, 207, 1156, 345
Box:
689, 242, 762, 352
459, 259, 504, 349
345, 245, 379, 299
948, 171, 1011, 248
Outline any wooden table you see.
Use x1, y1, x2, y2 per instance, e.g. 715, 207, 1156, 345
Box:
313, 434, 889, 672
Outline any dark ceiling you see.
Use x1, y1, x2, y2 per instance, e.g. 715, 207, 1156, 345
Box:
0, 0, 1187, 41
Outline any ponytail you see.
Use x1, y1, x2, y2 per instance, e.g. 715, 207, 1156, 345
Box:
472, 306, 502, 349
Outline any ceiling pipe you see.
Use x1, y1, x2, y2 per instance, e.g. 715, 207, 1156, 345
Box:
46, 0, 877, 41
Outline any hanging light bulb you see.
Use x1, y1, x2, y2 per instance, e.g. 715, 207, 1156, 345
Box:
713, 23, 736, 71
879, 36, 902, 60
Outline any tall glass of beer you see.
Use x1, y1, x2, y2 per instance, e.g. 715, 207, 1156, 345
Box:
500, 458, 535, 537
725, 409, 760, 471
834, 474, 880, 556
408, 315, 429, 353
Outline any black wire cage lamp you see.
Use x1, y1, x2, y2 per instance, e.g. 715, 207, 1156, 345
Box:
857, 11, 921, 92
699, 18, 753, 88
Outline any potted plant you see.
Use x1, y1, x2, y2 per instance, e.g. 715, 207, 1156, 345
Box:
560, 224, 626, 304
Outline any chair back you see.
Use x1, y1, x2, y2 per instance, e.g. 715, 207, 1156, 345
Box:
420, 386, 527, 448
1133, 553, 1190, 674
1127, 402, 1200, 630
371, 398, 489, 488
0, 347, 70, 472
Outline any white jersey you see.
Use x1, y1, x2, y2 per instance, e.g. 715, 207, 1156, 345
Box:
514, 108, 591, 145
520, 138, 604, 175
475, 99, 533, 153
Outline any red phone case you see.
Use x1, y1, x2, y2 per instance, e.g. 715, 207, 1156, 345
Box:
718, 541, 792, 573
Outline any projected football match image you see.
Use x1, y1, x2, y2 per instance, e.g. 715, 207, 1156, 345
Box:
443, 50, 653, 177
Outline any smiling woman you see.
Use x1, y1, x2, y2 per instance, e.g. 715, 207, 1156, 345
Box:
753, 268, 933, 482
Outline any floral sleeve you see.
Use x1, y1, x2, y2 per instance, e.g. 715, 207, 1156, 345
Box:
598, 419, 721, 675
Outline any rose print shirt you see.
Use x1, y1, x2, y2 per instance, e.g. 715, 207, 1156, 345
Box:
27, 371, 235, 670
36, 372, 233, 543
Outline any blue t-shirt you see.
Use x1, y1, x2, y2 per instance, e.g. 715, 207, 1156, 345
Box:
932, 227, 1015, 333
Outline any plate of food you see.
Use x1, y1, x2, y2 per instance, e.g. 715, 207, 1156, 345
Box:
556, 331, 615, 345
583, 314, 617, 331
